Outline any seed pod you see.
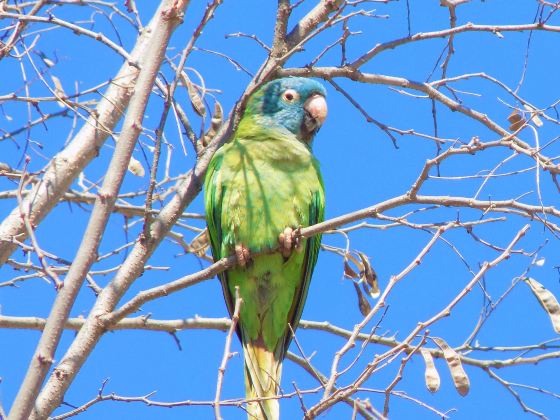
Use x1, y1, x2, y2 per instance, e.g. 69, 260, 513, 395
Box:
433, 337, 470, 396
420, 348, 440, 393
524, 277, 560, 334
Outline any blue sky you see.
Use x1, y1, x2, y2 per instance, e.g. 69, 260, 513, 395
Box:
2, 0, 560, 418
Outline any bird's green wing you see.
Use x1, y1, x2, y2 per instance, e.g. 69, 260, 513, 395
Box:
281, 165, 325, 356
204, 148, 236, 318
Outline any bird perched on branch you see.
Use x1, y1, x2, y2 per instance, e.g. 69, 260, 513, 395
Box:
204, 77, 327, 419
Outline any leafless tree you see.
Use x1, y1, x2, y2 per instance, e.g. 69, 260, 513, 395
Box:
1, 0, 560, 418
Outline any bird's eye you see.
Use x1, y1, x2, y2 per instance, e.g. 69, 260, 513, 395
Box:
282, 89, 299, 103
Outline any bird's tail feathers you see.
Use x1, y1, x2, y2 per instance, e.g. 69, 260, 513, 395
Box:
243, 338, 282, 420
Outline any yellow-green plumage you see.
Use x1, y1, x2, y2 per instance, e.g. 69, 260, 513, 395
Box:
205, 78, 326, 419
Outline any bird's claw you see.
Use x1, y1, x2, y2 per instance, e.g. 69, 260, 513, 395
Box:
278, 227, 303, 258
235, 244, 251, 268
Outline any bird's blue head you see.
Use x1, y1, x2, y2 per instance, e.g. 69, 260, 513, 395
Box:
245, 77, 328, 144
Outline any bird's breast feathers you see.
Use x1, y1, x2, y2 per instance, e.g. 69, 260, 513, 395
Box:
216, 135, 322, 255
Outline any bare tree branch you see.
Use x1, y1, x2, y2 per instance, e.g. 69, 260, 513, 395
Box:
9, 2, 191, 419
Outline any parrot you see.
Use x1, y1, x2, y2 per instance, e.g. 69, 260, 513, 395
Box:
204, 77, 327, 420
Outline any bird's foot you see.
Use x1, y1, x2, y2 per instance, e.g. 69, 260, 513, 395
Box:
235, 244, 251, 268
278, 227, 303, 258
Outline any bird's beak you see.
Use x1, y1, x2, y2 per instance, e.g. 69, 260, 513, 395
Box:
303, 94, 328, 135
